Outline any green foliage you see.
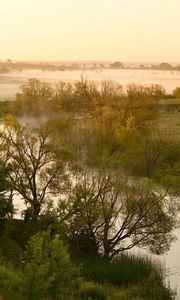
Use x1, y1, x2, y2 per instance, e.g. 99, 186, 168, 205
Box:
0, 263, 23, 300
172, 87, 180, 98
17, 78, 54, 102
49, 80, 165, 171
81, 282, 106, 300
15, 78, 54, 116
0, 197, 14, 222
0, 79, 177, 300
0, 101, 13, 117
80, 254, 163, 287
0, 120, 68, 220
80, 255, 174, 300
0, 236, 22, 267
152, 141, 180, 194
0, 254, 174, 300
127, 273, 175, 300
23, 231, 81, 300
0, 163, 14, 220
4, 219, 38, 250
64, 171, 177, 260
0, 264, 22, 289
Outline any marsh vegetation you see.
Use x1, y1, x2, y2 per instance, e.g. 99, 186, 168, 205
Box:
0, 78, 179, 299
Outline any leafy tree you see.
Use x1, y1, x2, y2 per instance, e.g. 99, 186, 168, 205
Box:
110, 61, 124, 69
54, 80, 164, 169
15, 78, 54, 115
23, 231, 81, 300
16, 78, 54, 102
152, 140, 180, 195
1, 119, 68, 220
53, 79, 163, 126
62, 171, 178, 260
0, 163, 14, 227
0, 197, 13, 222
117, 129, 166, 177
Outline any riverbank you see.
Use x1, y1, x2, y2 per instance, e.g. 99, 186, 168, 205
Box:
0, 220, 176, 300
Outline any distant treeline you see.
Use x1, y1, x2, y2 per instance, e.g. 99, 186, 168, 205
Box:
0, 59, 78, 73
110, 61, 180, 70
1, 59, 180, 74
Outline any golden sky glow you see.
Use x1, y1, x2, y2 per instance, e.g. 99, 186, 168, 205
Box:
0, 0, 180, 62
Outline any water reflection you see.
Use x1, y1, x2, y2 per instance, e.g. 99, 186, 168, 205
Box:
164, 228, 180, 299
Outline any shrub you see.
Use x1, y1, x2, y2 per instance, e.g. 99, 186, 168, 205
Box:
23, 231, 82, 300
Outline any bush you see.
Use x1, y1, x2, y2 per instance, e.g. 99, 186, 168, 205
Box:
23, 231, 82, 300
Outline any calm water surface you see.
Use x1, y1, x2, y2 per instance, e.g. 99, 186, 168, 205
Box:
1, 69, 180, 100
2, 69, 180, 298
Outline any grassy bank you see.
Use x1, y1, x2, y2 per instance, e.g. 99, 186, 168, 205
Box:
0, 252, 175, 300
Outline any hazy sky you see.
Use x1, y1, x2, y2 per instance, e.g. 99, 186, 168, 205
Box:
0, 0, 180, 62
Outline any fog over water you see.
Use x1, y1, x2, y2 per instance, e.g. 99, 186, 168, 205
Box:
1, 69, 180, 101
1, 68, 180, 298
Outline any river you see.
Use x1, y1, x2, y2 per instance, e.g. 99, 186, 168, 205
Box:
1, 68, 180, 101
1, 68, 180, 298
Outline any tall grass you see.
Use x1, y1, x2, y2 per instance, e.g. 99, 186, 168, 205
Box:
79, 253, 175, 300
0, 263, 23, 300
81, 253, 164, 286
